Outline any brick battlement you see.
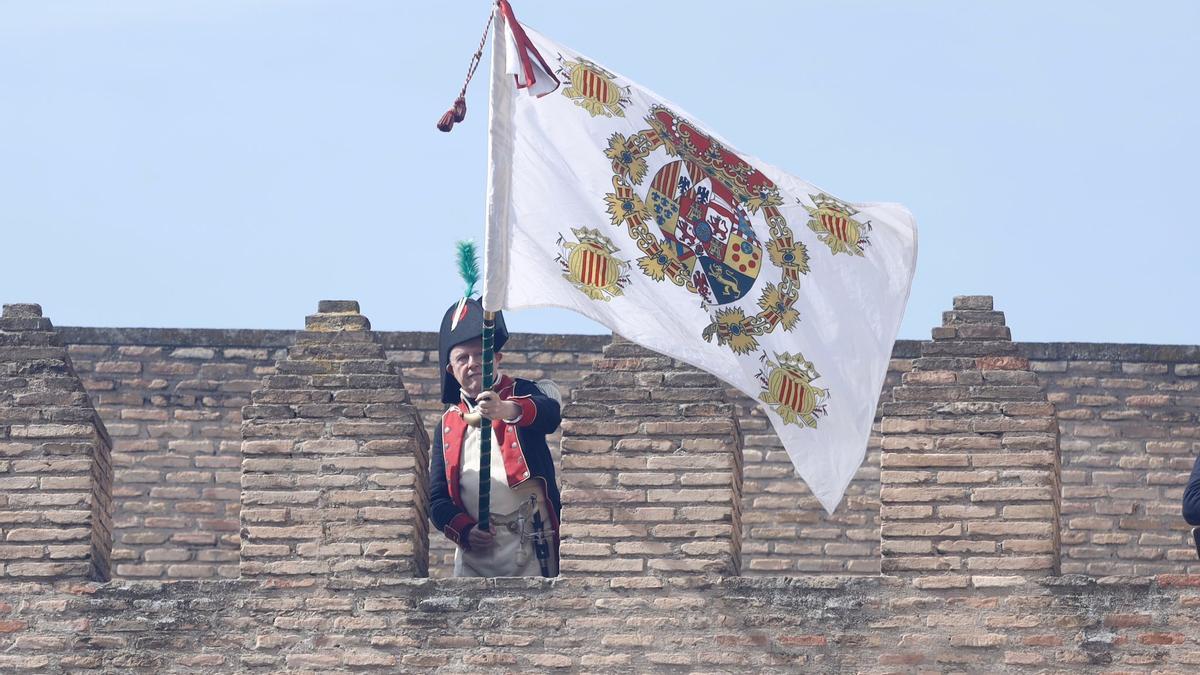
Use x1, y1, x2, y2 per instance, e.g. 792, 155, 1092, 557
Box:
30, 309, 1200, 580
3, 573, 1199, 670
2, 295, 1198, 672
1, 304, 113, 582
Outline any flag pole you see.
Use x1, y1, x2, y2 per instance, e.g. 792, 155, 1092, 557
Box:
477, 310, 496, 533
440, 1, 561, 534
477, 2, 509, 535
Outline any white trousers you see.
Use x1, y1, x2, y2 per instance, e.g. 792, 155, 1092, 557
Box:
453, 511, 543, 578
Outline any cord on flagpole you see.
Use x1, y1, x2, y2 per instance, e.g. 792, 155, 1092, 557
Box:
436, 5, 497, 132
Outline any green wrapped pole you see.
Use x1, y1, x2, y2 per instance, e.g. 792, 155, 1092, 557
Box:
454, 240, 493, 532
477, 311, 495, 532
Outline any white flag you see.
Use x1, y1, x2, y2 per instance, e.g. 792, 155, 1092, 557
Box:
483, 3, 917, 514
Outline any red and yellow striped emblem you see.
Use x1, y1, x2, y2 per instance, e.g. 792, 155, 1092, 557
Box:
559, 57, 630, 118
819, 212, 860, 247
557, 227, 630, 302
568, 242, 619, 290
575, 67, 611, 106
768, 367, 816, 417
805, 194, 871, 257
758, 351, 828, 429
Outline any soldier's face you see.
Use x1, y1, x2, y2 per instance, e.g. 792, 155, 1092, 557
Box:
447, 339, 503, 399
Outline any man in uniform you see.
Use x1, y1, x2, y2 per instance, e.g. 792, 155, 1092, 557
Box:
428, 297, 562, 577
1186, 453, 1200, 527
1186, 453, 1200, 560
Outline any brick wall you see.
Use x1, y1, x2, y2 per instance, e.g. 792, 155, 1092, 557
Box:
52, 327, 1200, 579
880, 296, 1061, 581
240, 301, 432, 581
3, 574, 1199, 672
560, 337, 744, 576
1, 305, 113, 582
60, 328, 288, 580
1028, 343, 1200, 575
4, 296, 1200, 673
735, 345, 1200, 577
57, 326, 605, 579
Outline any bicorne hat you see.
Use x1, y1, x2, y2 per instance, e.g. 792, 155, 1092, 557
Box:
438, 297, 508, 404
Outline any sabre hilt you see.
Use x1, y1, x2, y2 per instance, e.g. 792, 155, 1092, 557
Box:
532, 510, 551, 578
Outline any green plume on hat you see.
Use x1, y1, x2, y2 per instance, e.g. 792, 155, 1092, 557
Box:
456, 240, 480, 298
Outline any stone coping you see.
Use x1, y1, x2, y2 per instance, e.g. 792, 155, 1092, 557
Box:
55, 327, 613, 352
50, 327, 1200, 362
16, 573, 1192, 596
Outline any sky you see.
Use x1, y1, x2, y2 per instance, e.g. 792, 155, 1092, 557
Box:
2, 0, 1197, 344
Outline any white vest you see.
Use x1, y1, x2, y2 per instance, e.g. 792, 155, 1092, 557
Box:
458, 424, 522, 518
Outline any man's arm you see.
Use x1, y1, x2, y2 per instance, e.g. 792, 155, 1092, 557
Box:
1184, 454, 1200, 526
428, 422, 477, 549
507, 379, 562, 436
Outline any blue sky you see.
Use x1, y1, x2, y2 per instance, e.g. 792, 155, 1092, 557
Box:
2, 1, 1197, 344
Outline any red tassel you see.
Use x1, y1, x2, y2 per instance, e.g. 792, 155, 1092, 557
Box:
437, 96, 468, 133
436, 8, 492, 134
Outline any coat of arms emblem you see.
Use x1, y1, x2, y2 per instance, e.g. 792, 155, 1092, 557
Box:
603, 105, 809, 355
555, 227, 630, 301
758, 352, 829, 428
557, 56, 631, 118
804, 194, 873, 257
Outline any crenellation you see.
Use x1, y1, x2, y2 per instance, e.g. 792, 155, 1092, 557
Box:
0, 305, 113, 582
560, 337, 743, 577
4, 296, 1198, 590
239, 301, 430, 582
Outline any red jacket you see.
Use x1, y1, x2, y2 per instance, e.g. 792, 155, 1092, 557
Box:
428, 375, 561, 549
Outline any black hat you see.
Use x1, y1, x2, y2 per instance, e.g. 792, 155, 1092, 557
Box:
438, 297, 509, 404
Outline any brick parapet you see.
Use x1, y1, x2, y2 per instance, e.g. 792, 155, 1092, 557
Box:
0, 304, 113, 582
54, 326, 1200, 364
240, 301, 431, 580
43, 324, 1200, 578
3, 574, 1200, 671
56, 327, 603, 579
880, 296, 1062, 580
63, 340, 280, 580
559, 336, 744, 576
1031, 350, 1200, 575
56, 326, 613, 353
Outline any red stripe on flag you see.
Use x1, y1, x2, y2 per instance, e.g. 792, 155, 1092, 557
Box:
584, 250, 595, 286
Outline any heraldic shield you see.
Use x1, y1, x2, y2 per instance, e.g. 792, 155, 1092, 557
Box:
604, 105, 809, 355
610, 106, 772, 307
646, 156, 763, 305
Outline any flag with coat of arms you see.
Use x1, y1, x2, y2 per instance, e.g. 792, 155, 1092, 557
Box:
480, 1, 917, 513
